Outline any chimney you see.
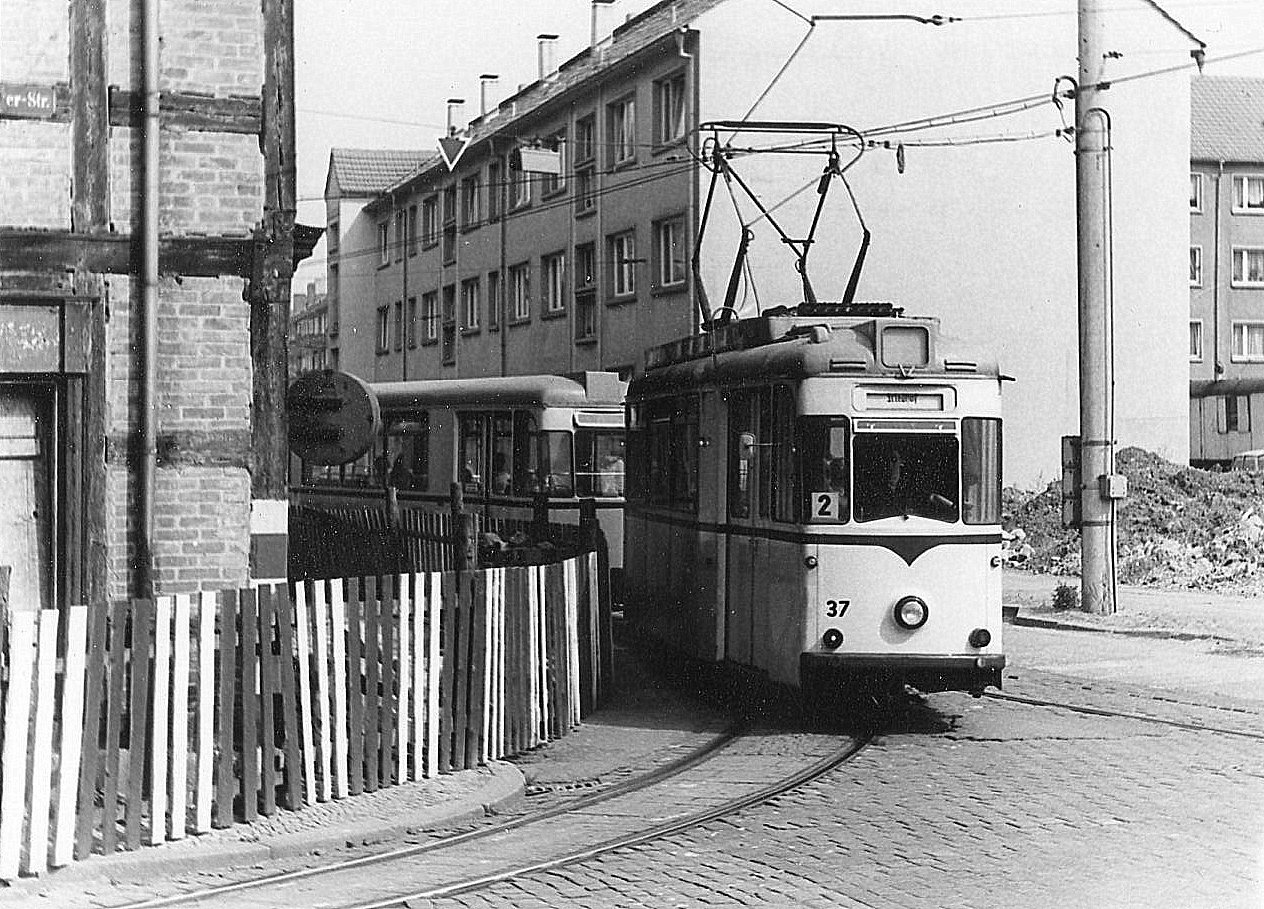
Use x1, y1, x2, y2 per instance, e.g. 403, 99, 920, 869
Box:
537, 34, 559, 81
479, 74, 500, 118
591, 0, 618, 46
445, 98, 465, 136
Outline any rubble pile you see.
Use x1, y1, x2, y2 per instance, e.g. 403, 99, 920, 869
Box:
1003, 447, 1264, 595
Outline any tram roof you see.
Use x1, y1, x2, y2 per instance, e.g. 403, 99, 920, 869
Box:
632, 314, 1001, 395
369, 372, 627, 411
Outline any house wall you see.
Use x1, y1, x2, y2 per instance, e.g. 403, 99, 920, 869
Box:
692, 0, 1189, 488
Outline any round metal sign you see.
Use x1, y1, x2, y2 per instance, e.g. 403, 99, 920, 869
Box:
286, 370, 380, 466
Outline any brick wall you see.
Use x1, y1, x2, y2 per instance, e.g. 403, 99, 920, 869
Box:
0, 122, 71, 228
107, 0, 263, 94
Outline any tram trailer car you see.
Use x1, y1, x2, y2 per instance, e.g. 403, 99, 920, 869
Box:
293, 372, 628, 583
624, 305, 1006, 696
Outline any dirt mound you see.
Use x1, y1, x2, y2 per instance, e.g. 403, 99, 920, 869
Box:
1003, 447, 1264, 595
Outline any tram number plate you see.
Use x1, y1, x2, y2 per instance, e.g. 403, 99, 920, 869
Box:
824, 599, 850, 618
809, 491, 843, 521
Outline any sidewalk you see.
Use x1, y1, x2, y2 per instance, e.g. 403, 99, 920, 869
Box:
1002, 569, 1264, 651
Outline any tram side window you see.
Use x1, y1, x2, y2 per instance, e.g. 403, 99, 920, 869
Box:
799, 416, 850, 522
537, 431, 574, 496
727, 391, 756, 519
512, 411, 539, 496
384, 414, 429, 491
853, 433, 959, 523
575, 429, 625, 497
644, 396, 699, 511
625, 405, 648, 500
459, 414, 486, 495
491, 413, 514, 494
769, 386, 797, 522
961, 418, 1002, 525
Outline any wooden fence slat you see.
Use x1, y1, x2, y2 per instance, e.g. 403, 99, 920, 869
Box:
148, 596, 172, 846
0, 611, 36, 879
215, 590, 238, 829
100, 601, 131, 854
450, 574, 471, 770
396, 574, 411, 784
508, 568, 523, 755
363, 576, 380, 792
588, 550, 605, 706
528, 567, 542, 747
258, 586, 278, 817
488, 569, 501, 761
73, 602, 109, 860
330, 578, 349, 798
195, 591, 215, 833
437, 572, 456, 773
52, 605, 89, 867
497, 569, 508, 759
567, 558, 582, 727
468, 572, 489, 766
380, 576, 396, 787
346, 578, 364, 796
293, 582, 318, 806
314, 581, 335, 800
410, 573, 425, 781
24, 609, 60, 875
124, 598, 155, 851
548, 564, 570, 739
274, 584, 304, 811
239, 588, 260, 823
424, 572, 441, 778
170, 594, 191, 841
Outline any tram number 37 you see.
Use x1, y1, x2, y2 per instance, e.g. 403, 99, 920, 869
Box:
824, 599, 851, 618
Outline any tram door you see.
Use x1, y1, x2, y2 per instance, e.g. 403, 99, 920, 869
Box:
724, 391, 763, 666
0, 384, 54, 612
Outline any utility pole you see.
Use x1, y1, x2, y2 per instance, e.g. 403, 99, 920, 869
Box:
1076, 0, 1116, 614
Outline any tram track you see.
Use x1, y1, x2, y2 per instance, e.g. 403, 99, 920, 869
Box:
114, 724, 872, 909
984, 690, 1264, 741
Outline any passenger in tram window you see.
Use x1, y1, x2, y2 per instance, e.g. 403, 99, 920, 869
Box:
388, 453, 414, 490
598, 452, 625, 496
491, 451, 512, 495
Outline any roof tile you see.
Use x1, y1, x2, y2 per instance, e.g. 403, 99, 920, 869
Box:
1191, 75, 1264, 164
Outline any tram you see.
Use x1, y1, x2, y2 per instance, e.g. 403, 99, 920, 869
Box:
623, 303, 1006, 695
292, 371, 628, 582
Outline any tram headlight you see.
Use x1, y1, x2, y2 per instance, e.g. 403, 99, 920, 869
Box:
893, 596, 929, 630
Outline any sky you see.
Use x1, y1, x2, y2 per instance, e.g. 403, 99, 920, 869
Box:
292, 0, 1264, 291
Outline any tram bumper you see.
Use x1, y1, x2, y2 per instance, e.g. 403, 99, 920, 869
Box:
800, 652, 1005, 694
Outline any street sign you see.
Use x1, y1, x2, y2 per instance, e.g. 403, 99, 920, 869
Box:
0, 83, 56, 120
438, 135, 469, 171
286, 370, 380, 465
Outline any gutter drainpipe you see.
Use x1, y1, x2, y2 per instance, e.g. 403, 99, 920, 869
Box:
138, 0, 160, 599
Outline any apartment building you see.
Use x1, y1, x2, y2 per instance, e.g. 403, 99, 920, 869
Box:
1188, 76, 1264, 463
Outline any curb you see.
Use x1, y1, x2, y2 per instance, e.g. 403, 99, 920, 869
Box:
1010, 613, 1239, 645
5, 762, 524, 891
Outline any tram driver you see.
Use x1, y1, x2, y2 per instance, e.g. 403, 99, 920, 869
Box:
856, 440, 955, 521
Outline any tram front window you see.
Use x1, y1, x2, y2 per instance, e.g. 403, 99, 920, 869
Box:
575, 429, 625, 498
853, 433, 958, 523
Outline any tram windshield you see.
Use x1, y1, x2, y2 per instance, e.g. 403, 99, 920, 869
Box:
575, 429, 625, 498
853, 432, 959, 523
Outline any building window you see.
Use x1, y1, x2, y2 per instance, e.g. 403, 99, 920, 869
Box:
1190, 246, 1202, 287
653, 217, 686, 288
1233, 175, 1264, 212
394, 211, 406, 261
543, 252, 566, 315
509, 262, 531, 322
407, 205, 418, 255
1232, 248, 1264, 287
442, 186, 457, 264
607, 94, 636, 166
1190, 320, 1203, 362
576, 115, 595, 163
575, 242, 596, 342
378, 222, 390, 266
376, 305, 389, 352
422, 196, 439, 247
407, 296, 418, 348
576, 167, 596, 214
654, 71, 686, 146
1224, 395, 1249, 433
1190, 173, 1203, 212
393, 300, 403, 350
461, 278, 481, 331
461, 174, 481, 229
1232, 321, 1264, 361
543, 132, 567, 196
442, 284, 456, 364
511, 162, 531, 209
608, 230, 637, 298
488, 159, 503, 221
422, 290, 439, 344
328, 219, 340, 257
487, 270, 502, 331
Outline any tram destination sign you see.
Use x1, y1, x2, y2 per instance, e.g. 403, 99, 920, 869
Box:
0, 83, 56, 120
